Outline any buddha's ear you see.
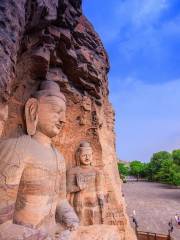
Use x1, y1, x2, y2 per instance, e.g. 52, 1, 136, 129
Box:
25, 98, 38, 136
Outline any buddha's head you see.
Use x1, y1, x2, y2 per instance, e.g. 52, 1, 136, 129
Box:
0, 102, 8, 137
25, 81, 66, 138
76, 141, 93, 166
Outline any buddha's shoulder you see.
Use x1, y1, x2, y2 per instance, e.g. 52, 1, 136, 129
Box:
0, 134, 32, 150
0, 135, 33, 165
0, 134, 31, 144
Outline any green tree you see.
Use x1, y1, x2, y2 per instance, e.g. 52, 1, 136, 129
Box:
156, 159, 174, 183
129, 160, 144, 180
139, 150, 180, 186
140, 163, 150, 178
143, 162, 153, 180
156, 159, 180, 186
150, 151, 172, 180
172, 149, 180, 165
118, 163, 129, 180
172, 171, 180, 186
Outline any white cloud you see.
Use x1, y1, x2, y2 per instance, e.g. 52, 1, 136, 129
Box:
95, 0, 173, 61
131, 0, 168, 27
112, 0, 169, 34
110, 78, 180, 162
84, 0, 176, 56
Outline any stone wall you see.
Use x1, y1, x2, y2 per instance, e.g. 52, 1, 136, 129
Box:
0, 0, 136, 239
137, 232, 171, 240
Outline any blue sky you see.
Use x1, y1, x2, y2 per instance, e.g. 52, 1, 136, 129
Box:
83, 0, 180, 162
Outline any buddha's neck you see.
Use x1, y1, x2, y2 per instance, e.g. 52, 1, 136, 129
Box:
81, 165, 91, 169
33, 131, 52, 148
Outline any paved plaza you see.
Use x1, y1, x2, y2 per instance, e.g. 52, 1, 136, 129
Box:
123, 182, 180, 240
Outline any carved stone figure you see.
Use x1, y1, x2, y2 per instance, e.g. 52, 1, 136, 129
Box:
67, 141, 106, 226
79, 96, 92, 125
0, 81, 79, 240
0, 102, 8, 137
82, 96, 91, 111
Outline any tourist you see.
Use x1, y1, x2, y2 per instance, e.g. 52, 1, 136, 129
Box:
175, 214, 180, 225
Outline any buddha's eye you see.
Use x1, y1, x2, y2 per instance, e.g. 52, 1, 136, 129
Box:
52, 106, 62, 113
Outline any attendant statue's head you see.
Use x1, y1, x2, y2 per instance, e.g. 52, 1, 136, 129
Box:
25, 80, 66, 138
76, 141, 93, 166
0, 102, 8, 137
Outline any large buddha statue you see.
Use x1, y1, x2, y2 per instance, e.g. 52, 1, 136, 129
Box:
67, 141, 106, 226
0, 81, 79, 240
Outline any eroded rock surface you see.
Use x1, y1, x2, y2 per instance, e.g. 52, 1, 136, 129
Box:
0, 0, 136, 239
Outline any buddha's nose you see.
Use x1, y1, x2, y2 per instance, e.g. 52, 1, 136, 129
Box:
60, 112, 66, 123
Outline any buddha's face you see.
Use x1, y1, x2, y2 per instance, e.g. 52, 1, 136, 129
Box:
37, 96, 66, 138
79, 147, 93, 166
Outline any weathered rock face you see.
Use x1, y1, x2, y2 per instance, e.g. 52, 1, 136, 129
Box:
0, 0, 136, 239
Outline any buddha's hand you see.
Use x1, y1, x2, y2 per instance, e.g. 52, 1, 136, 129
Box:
56, 230, 71, 240
0, 223, 51, 240
67, 222, 79, 231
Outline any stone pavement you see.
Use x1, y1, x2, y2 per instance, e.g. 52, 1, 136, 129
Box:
122, 182, 180, 240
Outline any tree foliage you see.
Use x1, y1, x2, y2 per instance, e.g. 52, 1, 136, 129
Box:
141, 150, 180, 186
129, 160, 145, 180
172, 149, 180, 165
155, 159, 180, 186
117, 149, 180, 186
118, 163, 129, 177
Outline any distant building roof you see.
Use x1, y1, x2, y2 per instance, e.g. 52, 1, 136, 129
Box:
118, 159, 130, 165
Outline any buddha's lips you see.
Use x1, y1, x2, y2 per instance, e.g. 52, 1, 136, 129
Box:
55, 123, 63, 129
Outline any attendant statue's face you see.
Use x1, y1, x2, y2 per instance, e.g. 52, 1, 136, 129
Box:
79, 147, 93, 166
0, 103, 8, 137
37, 96, 66, 138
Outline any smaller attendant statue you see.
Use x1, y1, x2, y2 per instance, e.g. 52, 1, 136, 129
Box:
0, 102, 8, 137
67, 141, 106, 226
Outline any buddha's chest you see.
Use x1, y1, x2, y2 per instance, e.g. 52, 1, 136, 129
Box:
20, 147, 65, 195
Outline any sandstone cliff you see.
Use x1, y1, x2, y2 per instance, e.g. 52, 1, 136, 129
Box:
0, 1, 136, 239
